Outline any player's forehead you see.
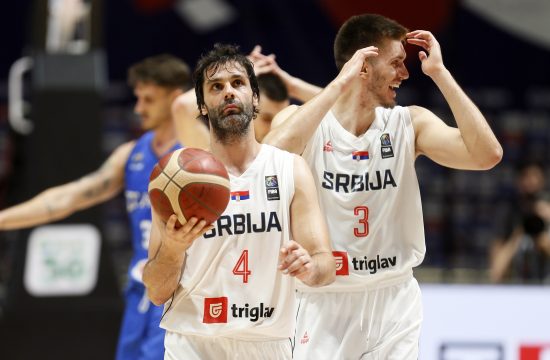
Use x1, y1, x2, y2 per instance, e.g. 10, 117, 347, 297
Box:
133, 81, 169, 97
378, 38, 406, 61
205, 61, 248, 83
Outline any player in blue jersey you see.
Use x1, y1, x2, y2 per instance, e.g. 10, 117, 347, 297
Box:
0, 54, 191, 360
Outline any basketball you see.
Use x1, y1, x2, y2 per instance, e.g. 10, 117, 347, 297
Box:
148, 148, 230, 227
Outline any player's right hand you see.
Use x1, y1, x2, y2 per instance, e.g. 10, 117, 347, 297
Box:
333, 46, 379, 92
163, 215, 213, 251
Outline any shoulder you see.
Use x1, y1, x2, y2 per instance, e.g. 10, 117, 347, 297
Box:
110, 140, 137, 164
172, 90, 197, 113
270, 104, 300, 129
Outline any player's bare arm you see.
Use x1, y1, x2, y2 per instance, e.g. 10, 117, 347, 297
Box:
407, 30, 502, 170
263, 46, 378, 155
0, 141, 133, 230
143, 212, 212, 305
248, 45, 322, 103
172, 89, 210, 150
279, 155, 335, 287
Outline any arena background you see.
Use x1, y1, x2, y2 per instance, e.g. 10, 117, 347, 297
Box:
0, 1, 549, 359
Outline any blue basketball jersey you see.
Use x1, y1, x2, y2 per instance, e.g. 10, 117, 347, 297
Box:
124, 131, 181, 286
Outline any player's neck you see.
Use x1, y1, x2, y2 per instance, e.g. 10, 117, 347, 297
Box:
333, 88, 377, 137
152, 121, 177, 156
211, 130, 261, 177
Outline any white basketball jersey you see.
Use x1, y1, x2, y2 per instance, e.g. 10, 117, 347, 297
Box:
300, 106, 425, 291
161, 144, 296, 340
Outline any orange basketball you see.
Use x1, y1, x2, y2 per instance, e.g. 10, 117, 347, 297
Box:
148, 148, 230, 226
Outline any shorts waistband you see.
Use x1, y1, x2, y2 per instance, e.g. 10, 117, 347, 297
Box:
297, 269, 414, 293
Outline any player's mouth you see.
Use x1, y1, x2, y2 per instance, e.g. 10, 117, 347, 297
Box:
223, 104, 240, 114
389, 84, 400, 97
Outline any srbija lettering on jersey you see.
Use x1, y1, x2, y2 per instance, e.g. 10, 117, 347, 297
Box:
300, 107, 425, 291
161, 145, 297, 340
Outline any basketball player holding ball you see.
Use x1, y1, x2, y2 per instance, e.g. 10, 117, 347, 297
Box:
142, 44, 335, 359
0, 55, 191, 360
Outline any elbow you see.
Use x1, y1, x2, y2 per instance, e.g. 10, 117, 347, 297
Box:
477, 143, 503, 170
147, 290, 170, 306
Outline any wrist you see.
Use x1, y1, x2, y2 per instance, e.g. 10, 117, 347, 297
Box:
159, 239, 188, 264
427, 66, 450, 82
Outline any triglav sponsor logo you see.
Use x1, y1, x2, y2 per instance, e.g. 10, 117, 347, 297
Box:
203, 297, 228, 324
332, 251, 349, 276
203, 298, 275, 323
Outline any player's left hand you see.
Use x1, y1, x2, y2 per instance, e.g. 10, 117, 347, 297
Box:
278, 240, 314, 281
406, 30, 446, 77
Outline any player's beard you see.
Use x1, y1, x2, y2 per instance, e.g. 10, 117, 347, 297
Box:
368, 73, 398, 109
208, 99, 254, 145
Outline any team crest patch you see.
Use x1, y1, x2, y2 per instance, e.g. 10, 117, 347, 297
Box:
380, 133, 394, 159
265, 175, 280, 201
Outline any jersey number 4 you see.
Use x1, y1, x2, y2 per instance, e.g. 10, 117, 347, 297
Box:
354, 206, 369, 237
233, 250, 251, 283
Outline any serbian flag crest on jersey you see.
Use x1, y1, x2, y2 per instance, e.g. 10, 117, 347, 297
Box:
352, 151, 369, 160
231, 190, 250, 201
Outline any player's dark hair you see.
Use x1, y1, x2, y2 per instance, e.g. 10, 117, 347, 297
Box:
334, 13, 408, 70
193, 43, 260, 123
257, 73, 288, 102
128, 54, 191, 90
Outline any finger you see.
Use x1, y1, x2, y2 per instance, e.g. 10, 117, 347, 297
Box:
289, 262, 311, 278
198, 225, 215, 237
166, 214, 179, 231
278, 247, 290, 270
189, 219, 208, 235
180, 216, 199, 233
285, 254, 310, 274
279, 248, 305, 272
406, 38, 429, 49
407, 30, 428, 37
418, 51, 428, 62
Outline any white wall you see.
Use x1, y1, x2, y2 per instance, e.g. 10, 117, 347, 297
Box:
420, 284, 550, 360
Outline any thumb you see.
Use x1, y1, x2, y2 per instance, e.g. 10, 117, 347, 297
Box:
418, 51, 428, 62
278, 246, 288, 268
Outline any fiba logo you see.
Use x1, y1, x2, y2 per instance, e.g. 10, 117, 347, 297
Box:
203, 297, 228, 323
333, 251, 349, 276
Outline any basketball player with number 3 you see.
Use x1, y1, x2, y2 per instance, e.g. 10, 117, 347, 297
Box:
142, 44, 335, 360
264, 13, 502, 360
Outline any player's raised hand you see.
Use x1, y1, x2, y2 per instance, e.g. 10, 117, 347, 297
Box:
248, 45, 277, 76
406, 30, 446, 77
333, 46, 379, 92
278, 240, 314, 281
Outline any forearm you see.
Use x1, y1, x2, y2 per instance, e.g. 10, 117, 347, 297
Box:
0, 188, 76, 230
264, 81, 342, 154
143, 242, 187, 305
286, 76, 322, 103
431, 69, 502, 168
301, 251, 335, 287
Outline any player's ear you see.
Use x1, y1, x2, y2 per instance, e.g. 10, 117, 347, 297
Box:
200, 105, 208, 116
253, 93, 259, 107
359, 62, 369, 79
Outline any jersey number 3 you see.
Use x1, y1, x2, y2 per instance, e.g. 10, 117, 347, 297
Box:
354, 206, 369, 237
233, 250, 251, 283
